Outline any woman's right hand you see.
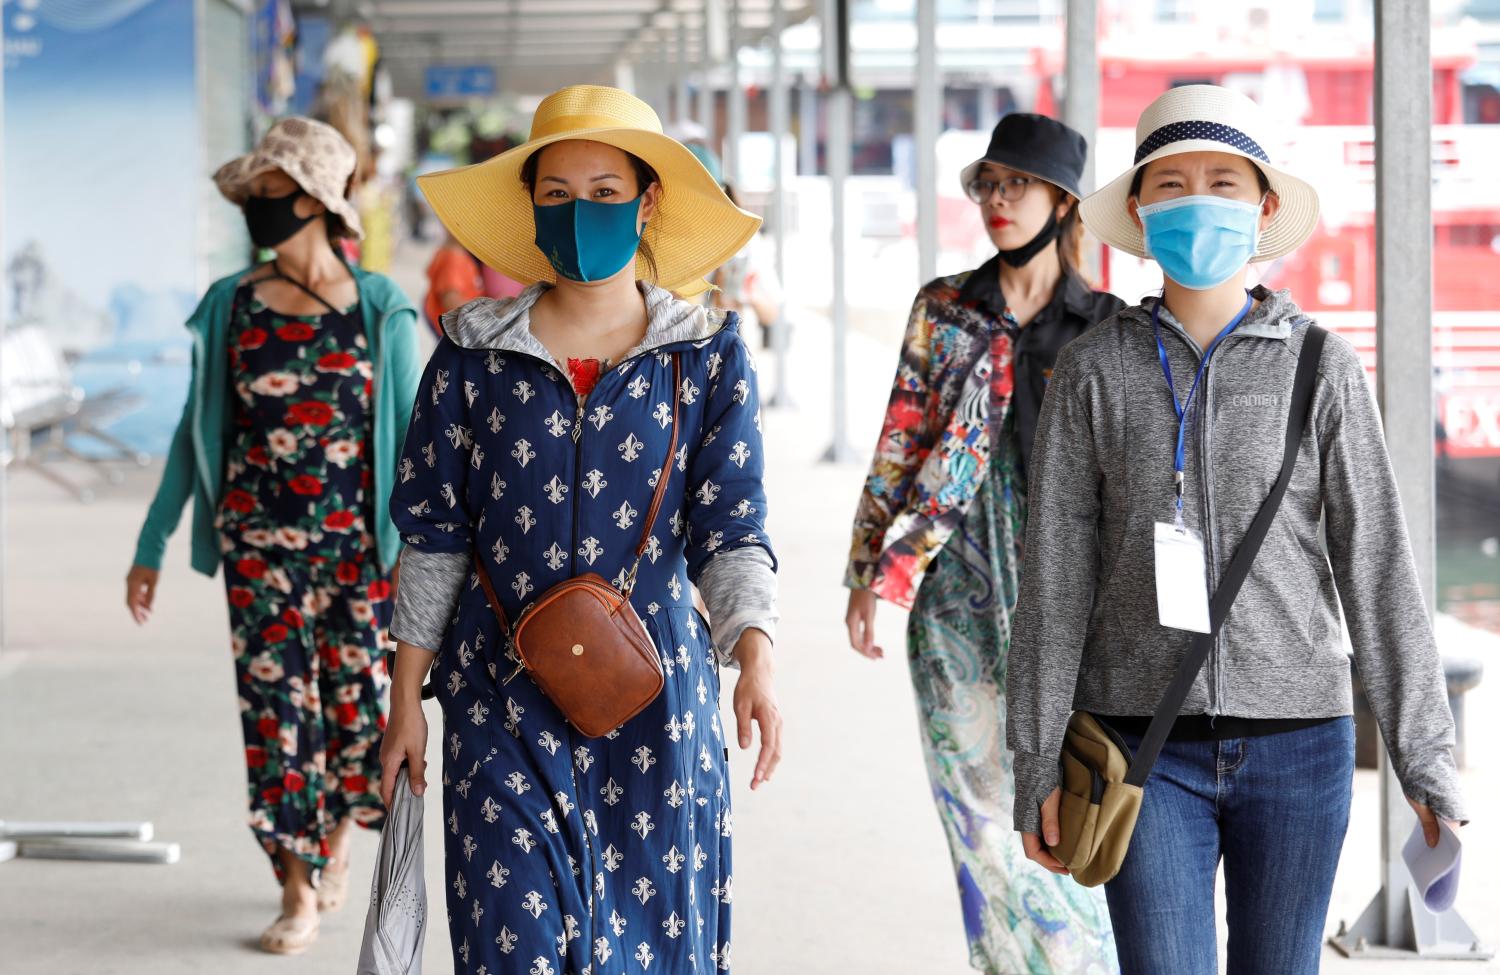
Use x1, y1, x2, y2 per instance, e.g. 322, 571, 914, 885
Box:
845, 588, 883, 660
125, 565, 160, 625
378, 694, 429, 809
1021, 787, 1070, 875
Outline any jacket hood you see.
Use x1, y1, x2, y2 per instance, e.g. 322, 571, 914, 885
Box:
1117, 285, 1308, 343
439, 282, 728, 367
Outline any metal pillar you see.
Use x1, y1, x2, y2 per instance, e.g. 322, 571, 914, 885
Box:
676, 17, 691, 125
1062, 0, 1098, 194
725, 0, 746, 186
798, 75, 818, 176
978, 77, 999, 134
698, 13, 715, 141
1330, 0, 1489, 960
0, 15, 7, 657
768, 0, 793, 409
820, 0, 855, 464
915, 0, 938, 285
1062, 0, 1099, 285
613, 59, 636, 95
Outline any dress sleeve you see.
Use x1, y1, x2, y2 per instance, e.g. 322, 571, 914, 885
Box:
388, 336, 474, 650
682, 330, 778, 664
844, 291, 937, 590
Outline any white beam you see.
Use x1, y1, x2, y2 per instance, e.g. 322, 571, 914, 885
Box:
767, 0, 793, 408
914, 0, 937, 285
726, 0, 746, 184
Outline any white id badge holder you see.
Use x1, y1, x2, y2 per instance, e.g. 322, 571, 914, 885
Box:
1154, 520, 1211, 633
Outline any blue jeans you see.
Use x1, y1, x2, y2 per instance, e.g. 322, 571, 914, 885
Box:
1103, 717, 1354, 975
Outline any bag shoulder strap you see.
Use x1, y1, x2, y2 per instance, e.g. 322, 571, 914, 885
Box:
630, 353, 682, 566
1122, 324, 1328, 787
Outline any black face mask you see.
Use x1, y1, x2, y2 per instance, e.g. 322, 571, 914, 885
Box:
996, 209, 1062, 268
243, 190, 315, 249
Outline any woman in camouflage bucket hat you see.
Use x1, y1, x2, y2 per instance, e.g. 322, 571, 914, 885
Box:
214, 116, 365, 240
126, 117, 424, 956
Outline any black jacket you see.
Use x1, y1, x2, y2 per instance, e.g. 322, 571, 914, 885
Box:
956, 254, 1125, 477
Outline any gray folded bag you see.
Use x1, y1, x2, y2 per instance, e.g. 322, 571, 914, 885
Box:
357, 768, 427, 975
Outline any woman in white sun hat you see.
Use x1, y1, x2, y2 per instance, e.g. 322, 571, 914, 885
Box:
380, 84, 783, 974
1004, 84, 1468, 972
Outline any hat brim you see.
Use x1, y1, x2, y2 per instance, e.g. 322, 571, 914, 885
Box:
1079, 141, 1319, 262
418, 128, 761, 297
213, 153, 365, 240
959, 158, 1080, 201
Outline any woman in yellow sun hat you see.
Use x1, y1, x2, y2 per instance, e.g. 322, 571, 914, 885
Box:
379, 85, 783, 972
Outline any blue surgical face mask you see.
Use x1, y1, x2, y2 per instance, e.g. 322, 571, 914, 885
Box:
1137, 194, 1265, 291
532, 196, 645, 283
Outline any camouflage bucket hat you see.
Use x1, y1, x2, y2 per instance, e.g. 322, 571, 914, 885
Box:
214, 117, 364, 240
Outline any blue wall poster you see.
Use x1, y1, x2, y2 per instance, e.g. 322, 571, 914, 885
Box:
4, 0, 202, 456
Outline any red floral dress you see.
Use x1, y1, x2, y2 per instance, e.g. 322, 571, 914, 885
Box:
217, 285, 392, 878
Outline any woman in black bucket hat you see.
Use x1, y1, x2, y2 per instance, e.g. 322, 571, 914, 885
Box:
842, 114, 1122, 972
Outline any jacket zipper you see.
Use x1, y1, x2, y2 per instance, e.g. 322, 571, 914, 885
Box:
488, 326, 712, 954
1200, 354, 1224, 716
532, 346, 676, 960
571, 386, 587, 577
1163, 320, 1257, 717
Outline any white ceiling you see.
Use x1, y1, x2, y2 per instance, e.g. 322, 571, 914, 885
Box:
352, 0, 818, 97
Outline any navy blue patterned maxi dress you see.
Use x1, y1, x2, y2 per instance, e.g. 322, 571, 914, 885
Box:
391, 289, 772, 975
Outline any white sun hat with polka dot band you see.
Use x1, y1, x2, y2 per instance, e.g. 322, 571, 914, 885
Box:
1079, 84, 1320, 262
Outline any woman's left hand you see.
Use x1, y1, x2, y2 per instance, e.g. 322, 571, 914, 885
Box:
731, 630, 782, 791
1407, 795, 1463, 848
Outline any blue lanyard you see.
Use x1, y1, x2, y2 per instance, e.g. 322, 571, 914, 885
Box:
1152, 294, 1253, 518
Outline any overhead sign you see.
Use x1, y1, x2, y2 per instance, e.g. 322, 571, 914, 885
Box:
425, 64, 496, 99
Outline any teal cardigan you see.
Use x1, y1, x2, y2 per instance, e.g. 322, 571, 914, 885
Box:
132, 264, 423, 577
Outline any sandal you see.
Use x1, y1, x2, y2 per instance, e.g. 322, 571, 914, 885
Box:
259, 913, 319, 955
316, 862, 350, 913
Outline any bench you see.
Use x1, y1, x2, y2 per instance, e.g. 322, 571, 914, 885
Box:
1, 326, 148, 502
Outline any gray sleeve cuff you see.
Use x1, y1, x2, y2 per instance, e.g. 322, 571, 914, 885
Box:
1397, 749, 1470, 825
1012, 750, 1059, 834
697, 546, 779, 669
390, 548, 469, 651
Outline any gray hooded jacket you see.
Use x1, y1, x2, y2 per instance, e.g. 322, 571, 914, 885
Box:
1005, 286, 1467, 834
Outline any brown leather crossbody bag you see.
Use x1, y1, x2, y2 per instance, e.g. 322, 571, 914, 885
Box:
471, 353, 681, 738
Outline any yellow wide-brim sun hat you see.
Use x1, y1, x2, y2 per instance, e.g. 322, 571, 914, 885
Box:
418, 85, 761, 297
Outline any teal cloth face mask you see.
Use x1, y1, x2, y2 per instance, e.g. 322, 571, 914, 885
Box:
532, 196, 644, 283
1137, 194, 1264, 290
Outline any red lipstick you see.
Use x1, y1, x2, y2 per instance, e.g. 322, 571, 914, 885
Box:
989, 216, 1011, 229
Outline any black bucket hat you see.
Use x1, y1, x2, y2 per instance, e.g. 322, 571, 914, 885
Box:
959, 113, 1088, 201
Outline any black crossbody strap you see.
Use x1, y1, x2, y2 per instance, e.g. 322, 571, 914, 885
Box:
1123, 324, 1327, 788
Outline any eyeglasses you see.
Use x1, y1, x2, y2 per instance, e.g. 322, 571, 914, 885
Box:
964, 176, 1037, 204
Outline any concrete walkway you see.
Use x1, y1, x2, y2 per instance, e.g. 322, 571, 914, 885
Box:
1, 238, 1496, 973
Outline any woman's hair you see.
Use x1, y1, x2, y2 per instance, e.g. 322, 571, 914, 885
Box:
521, 145, 661, 283
322, 174, 357, 240
1052, 186, 1085, 279
1128, 159, 1273, 198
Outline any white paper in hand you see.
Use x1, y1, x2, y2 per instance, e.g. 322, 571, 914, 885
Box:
1401, 818, 1462, 913
1154, 522, 1211, 633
